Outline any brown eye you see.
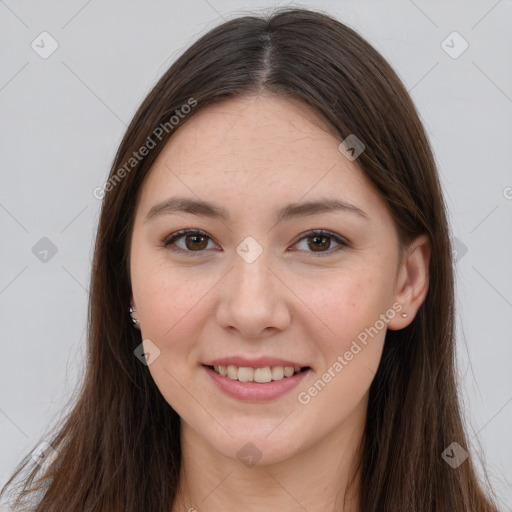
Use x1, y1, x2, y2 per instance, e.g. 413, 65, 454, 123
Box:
293, 230, 348, 255
184, 233, 208, 250
307, 234, 331, 252
163, 228, 349, 257
163, 229, 216, 254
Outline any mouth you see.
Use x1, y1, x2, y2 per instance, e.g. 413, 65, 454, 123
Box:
203, 364, 311, 383
202, 363, 312, 402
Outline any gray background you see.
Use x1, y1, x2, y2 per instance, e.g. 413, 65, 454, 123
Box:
1, 0, 511, 509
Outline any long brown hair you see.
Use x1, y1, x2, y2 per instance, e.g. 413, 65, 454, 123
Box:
1, 7, 500, 511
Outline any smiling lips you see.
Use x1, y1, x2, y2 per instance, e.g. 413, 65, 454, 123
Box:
210, 364, 305, 383
203, 361, 311, 401
203, 356, 310, 384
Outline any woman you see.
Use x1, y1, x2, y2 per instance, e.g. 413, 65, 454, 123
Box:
0, 7, 500, 512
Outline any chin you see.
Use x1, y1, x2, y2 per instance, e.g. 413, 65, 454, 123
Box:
204, 427, 306, 467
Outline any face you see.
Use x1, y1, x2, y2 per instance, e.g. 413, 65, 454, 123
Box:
129, 94, 413, 465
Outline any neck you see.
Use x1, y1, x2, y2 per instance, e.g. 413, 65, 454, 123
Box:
172, 397, 367, 512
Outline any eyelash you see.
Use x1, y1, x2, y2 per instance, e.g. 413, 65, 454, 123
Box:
161, 229, 350, 257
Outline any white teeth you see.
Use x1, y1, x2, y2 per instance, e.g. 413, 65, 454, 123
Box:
283, 366, 295, 377
227, 365, 238, 380
237, 367, 254, 382
271, 366, 284, 380
254, 367, 272, 383
211, 364, 305, 382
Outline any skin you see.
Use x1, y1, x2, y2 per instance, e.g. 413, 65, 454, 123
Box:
129, 94, 431, 512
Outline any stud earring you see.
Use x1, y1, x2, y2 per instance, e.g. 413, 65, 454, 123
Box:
401, 312, 408, 318
129, 306, 140, 325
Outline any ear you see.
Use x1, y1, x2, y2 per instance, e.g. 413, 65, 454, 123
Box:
387, 234, 431, 331
129, 295, 141, 330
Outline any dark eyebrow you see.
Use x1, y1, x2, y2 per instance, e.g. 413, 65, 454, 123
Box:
143, 196, 369, 224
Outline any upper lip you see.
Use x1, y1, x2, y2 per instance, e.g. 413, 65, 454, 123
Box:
203, 356, 310, 368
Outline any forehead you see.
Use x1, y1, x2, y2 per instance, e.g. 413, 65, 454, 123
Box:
137, 94, 384, 221
159, 94, 345, 171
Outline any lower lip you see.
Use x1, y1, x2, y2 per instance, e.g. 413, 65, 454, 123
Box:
203, 365, 311, 402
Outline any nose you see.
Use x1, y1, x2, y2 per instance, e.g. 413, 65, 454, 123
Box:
215, 249, 291, 339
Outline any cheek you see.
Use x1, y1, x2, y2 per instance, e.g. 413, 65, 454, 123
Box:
294, 270, 389, 415
292, 268, 388, 341
291, 266, 393, 395
133, 267, 215, 410
134, 262, 219, 354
